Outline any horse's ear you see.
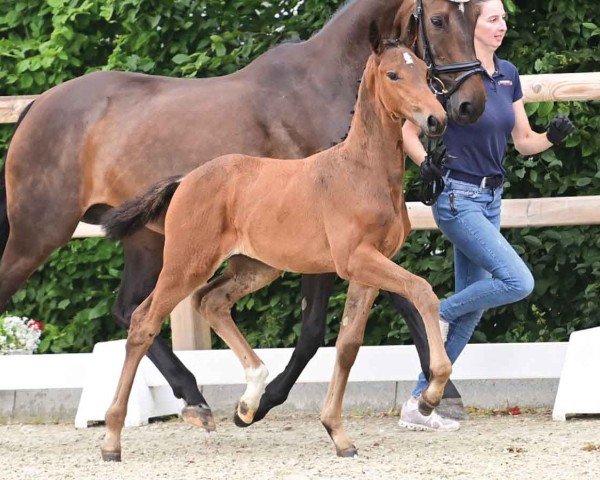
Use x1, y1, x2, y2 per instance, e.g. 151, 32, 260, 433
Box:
393, 4, 418, 48
369, 20, 382, 54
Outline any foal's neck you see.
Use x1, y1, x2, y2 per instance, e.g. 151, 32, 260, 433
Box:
342, 58, 405, 173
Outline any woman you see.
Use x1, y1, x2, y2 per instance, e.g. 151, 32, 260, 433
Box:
398, 0, 574, 431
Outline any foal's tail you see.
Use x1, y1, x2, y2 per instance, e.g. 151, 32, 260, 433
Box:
0, 101, 36, 260
102, 176, 183, 240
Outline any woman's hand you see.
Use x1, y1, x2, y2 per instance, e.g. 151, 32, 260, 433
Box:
546, 115, 575, 145
419, 145, 446, 182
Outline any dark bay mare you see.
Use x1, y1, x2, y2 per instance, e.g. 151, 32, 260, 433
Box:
101, 31, 450, 460
1, 0, 485, 428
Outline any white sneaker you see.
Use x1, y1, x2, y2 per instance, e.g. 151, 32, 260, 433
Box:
398, 398, 460, 432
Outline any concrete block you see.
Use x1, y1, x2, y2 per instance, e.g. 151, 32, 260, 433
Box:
553, 327, 600, 420
0, 390, 15, 420
203, 382, 397, 415
12, 389, 81, 423
456, 379, 559, 409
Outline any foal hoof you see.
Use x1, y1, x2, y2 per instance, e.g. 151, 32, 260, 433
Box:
233, 402, 254, 428
182, 405, 216, 432
101, 449, 122, 462
418, 394, 436, 417
337, 445, 358, 458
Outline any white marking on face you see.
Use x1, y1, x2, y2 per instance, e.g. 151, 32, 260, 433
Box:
342, 315, 349, 327
459, 3, 465, 13
301, 297, 308, 311
240, 364, 269, 411
403, 52, 414, 66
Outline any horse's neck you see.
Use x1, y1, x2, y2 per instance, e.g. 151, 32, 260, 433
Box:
341, 63, 405, 176
308, 0, 405, 73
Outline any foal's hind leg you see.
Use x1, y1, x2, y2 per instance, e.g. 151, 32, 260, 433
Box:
114, 228, 215, 431
320, 282, 378, 457
192, 255, 281, 426
102, 250, 224, 461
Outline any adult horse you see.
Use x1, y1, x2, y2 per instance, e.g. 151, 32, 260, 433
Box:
0, 0, 485, 427
101, 31, 449, 460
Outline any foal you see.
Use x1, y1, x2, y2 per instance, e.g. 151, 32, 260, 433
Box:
101, 28, 450, 460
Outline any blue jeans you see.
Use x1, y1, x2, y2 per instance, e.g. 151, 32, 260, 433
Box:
411, 177, 535, 398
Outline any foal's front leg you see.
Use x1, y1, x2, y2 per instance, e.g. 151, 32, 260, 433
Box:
346, 246, 452, 415
320, 282, 378, 457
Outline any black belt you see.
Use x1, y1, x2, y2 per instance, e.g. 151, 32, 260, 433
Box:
446, 170, 504, 189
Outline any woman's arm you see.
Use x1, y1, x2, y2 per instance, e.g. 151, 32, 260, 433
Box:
511, 99, 553, 156
402, 120, 427, 166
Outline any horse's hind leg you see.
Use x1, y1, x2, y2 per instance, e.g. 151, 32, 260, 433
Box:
192, 255, 281, 426
0, 204, 81, 310
320, 282, 378, 457
114, 228, 215, 431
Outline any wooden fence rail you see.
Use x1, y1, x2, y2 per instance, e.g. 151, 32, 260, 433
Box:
1, 72, 599, 350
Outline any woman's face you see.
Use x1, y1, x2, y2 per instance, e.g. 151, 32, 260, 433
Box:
475, 0, 508, 51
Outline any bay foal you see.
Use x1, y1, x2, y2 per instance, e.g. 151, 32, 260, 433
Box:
102, 27, 450, 460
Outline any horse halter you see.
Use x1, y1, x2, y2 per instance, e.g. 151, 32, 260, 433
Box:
414, 0, 485, 99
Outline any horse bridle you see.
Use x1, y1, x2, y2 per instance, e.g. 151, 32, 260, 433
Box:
414, 0, 485, 99
414, 0, 485, 205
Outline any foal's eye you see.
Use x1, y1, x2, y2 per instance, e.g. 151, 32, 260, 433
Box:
431, 17, 444, 28
387, 71, 400, 81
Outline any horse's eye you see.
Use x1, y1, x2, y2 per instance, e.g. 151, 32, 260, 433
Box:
431, 17, 443, 28
387, 71, 400, 81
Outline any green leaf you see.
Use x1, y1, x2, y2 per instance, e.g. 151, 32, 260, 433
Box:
172, 53, 190, 65
523, 236, 543, 248
576, 177, 592, 187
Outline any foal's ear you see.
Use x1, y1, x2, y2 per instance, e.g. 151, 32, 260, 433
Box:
393, 4, 418, 49
369, 20, 382, 54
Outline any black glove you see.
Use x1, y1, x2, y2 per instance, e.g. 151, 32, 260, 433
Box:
419, 146, 445, 182
546, 115, 575, 145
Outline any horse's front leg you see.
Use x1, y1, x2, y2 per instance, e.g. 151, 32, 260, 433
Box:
346, 246, 452, 415
253, 273, 336, 423
320, 282, 378, 457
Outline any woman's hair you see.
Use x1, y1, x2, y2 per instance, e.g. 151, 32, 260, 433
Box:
473, 0, 501, 17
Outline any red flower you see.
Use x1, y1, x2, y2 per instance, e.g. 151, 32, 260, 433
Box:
27, 320, 45, 332
509, 407, 521, 416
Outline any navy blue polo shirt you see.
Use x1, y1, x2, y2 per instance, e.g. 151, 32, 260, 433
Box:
442, 56, 523, 177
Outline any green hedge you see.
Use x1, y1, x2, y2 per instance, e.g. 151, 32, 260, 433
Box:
0, 0, 598, 352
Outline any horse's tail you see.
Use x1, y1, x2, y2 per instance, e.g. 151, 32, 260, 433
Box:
102, 176, 183, 240
0, 101, 36, 259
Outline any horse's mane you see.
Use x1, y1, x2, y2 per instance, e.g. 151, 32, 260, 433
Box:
315, 0, 357, 37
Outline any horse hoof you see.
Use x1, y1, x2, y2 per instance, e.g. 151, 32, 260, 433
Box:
233, 406, 253, 428
101, 449, 122, 462
233, 402, 254, 428
182, 405, 216, 432
337, 445, 358, 458
233, 412, 252, 428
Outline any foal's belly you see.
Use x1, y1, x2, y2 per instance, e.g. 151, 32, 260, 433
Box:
236, 211, 337, 274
